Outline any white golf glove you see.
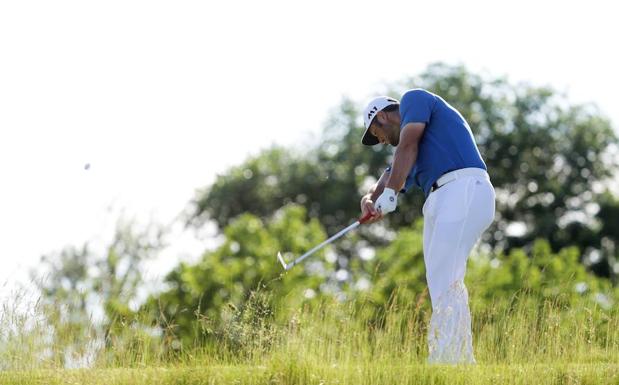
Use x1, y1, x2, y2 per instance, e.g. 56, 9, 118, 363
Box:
375, 188, 397, 214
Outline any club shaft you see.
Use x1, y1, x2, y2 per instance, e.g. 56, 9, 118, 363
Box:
288, 221, 360, 268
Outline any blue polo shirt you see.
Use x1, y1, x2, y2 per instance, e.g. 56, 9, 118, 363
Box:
390, 89, 486, 196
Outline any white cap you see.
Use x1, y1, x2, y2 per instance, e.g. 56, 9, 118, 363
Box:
362, 96, 399, 145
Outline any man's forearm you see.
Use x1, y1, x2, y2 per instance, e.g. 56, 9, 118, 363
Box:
362, 170, 390, 204
369, 184, 385, 202
385, 144, 418, 191
361, 184, 385, 205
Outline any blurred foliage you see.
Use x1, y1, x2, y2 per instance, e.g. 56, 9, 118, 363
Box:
144, 62, 619, 344
189, 104, 394, 236
407, 65, 618, 255
148, 205, 617, 346
189, 63, 619, 280
468, 240, 615, 307
31, 63, 619, 360
144, 205, 330, 347
31, 219, 165, 365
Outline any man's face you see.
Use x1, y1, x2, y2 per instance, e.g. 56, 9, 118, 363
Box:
369, 111, 400, 146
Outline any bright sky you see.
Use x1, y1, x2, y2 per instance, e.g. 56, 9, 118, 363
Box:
1, 0, 617, 296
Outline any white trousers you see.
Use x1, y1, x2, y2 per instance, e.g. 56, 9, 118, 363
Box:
422, 170, 495, 364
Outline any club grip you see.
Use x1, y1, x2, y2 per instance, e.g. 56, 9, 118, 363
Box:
358, 212, 374, 224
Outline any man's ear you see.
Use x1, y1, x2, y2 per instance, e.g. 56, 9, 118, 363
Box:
375, 111, 386, 126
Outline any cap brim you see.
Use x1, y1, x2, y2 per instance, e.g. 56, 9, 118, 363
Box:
362, 126, 379, 146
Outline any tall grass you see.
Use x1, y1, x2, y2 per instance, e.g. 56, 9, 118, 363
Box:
1, 288, 618, 384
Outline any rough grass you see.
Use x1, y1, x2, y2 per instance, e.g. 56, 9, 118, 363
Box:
2, 364, 619, 385
1, 290, 618, 384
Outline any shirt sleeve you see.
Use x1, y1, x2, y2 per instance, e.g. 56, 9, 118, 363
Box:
399, 89, 437, 127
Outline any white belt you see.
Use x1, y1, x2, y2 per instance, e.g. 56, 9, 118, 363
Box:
432, 168, 489, 190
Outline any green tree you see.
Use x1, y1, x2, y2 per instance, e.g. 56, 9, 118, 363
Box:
144, 205, 330, 346
188, 63, 619, 275
409, 65, 617, 254
360, 220, 427, 306
468, 240, 608, 306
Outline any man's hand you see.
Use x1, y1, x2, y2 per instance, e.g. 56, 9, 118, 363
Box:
360, 195, 383, 224
375, 188, 397, 214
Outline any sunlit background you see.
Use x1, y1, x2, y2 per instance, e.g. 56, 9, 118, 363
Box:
1, 0, 618, 297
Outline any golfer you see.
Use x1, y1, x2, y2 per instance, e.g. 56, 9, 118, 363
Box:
360, 89, 495, 364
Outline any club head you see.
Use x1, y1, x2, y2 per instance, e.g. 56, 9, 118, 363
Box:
277, 251, 290, 271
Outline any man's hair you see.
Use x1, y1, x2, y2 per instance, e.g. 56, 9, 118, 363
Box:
372, 104, 399, 128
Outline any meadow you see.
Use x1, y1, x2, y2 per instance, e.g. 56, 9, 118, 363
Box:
2, 288, 618, 385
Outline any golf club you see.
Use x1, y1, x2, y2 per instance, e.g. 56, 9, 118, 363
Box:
277, 212, 374, 271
